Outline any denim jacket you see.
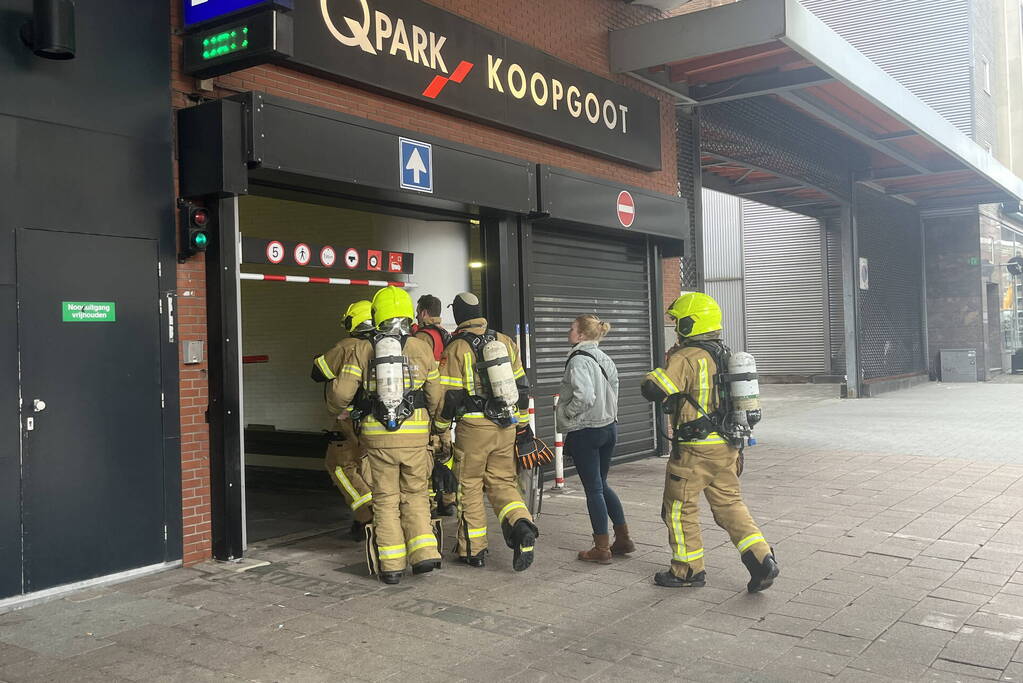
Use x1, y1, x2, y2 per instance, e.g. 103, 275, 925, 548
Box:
556, 341, 619, 434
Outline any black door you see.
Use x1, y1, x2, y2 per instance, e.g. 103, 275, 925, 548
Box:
17, 228, 165, 592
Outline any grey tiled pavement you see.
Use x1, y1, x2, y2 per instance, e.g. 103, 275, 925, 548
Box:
2, 376, 1023, 682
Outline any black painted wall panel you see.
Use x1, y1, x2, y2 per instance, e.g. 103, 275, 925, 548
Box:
0, 285, 21, 597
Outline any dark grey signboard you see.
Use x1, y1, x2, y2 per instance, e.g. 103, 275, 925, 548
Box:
288, 0, 662, 170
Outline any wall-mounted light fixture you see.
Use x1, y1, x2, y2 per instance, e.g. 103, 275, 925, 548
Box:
21, 0, 76, 60
468, 261, 484, 269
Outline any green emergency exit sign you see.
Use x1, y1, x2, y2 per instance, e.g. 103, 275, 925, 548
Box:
62, 301, 116, 322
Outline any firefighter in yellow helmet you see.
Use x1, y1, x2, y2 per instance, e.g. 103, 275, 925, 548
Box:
325, 286, 445, 585
414, 294, 457, 517
311, 300, 376, 539
641, 292, 778, 592
433, 293, 539, 571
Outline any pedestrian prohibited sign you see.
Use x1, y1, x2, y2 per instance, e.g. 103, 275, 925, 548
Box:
294, 243, 312, 266
399, 137, 433, 193
62, 301, 116, 322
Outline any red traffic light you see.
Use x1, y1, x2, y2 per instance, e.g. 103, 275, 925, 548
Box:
191, 208, 209, 226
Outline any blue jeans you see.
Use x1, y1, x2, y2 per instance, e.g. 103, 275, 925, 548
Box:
566, 423, 625, 535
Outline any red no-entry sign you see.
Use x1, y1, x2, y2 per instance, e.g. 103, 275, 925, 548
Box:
617, 190, 635, 228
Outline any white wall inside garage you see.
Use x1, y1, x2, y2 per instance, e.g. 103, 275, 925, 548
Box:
702, 189, 829, 376
239, 196, 471, 432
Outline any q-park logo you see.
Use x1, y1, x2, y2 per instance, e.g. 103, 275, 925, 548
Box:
319, 0, 475, 99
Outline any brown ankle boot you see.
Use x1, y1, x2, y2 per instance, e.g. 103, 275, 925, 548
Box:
610, 524, 636, 555
578, 534, 612, 564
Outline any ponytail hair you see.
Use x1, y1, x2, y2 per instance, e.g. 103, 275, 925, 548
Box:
574, 314, 611, 341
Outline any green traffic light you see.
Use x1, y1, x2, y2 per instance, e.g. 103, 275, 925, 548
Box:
192, 232, 209, 249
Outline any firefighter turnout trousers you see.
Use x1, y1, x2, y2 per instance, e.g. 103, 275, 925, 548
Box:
324, 418, 373, 524
453, 419, 532, 557
663, 443, 770, 578
365, 443, 441, 573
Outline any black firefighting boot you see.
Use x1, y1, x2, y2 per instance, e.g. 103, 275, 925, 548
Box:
741, 550, 779, 593
503, 519, 539, 572
412, 559, 442, 575
457, 549, 487, 568
379, 571, 402, 585
654, 568, 706, 588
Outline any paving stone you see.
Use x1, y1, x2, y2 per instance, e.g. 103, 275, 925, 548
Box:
901, 596, 980, 631
801, 629, 872, 657
939, 625, 1020, 670
929, 657, 1004, 681
751, 613, 819, 638
849, 621, 952, 680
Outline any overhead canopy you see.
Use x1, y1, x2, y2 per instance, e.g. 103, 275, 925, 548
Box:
609, 0, 1023, 212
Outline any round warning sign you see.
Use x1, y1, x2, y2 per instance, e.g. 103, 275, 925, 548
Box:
266, 240, 285, 264
344, 248, 360, 269
320, 246, 336, 268
294, 243, 312, 266
617, 191, 635, 228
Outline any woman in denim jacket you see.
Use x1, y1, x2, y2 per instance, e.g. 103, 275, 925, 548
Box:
556, 314, 634, 563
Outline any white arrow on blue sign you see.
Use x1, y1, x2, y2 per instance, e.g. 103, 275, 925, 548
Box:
399, 138, 434, 193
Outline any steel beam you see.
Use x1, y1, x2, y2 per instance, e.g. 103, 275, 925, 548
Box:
690, 66, 833, 105
778, 91, 932, 174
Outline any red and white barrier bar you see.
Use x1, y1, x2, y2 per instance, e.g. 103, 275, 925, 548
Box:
240, 273, 416, 288
552, 393, 565, 489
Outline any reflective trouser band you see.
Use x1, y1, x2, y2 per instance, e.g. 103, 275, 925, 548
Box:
519, 546, 534, 552
670, 498, 707, 563
498, 501, 527, 523
678, 433, 727, 446
433, 419, 452, 431
670, 500, 688, 563
737, 534, 766, 552
333, 466, 361, 504
407, 534, 438, 552
315, 356, 336, 380
467, 527, 487, 539
350, 492, 372, 511
361, 419, 431, 435
378, 543, 407, 559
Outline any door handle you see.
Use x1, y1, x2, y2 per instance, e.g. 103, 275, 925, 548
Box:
33, 399, 46, 413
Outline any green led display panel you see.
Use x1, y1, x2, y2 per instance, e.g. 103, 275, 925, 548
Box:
182, 7, 293, 79
201, 26, 249, 60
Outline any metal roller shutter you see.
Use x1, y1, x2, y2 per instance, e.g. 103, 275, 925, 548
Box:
529, 227, 656, 461
742, 202, 827, 375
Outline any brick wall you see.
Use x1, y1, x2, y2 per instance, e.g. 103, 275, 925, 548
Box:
170, 0, 681, 564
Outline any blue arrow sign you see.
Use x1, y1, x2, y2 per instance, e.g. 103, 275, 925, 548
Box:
399, 138, 433, 193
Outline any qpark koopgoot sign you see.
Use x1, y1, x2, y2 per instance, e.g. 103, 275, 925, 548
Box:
184, 0, 663, 170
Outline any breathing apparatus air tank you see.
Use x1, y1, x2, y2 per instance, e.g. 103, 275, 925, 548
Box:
727, 351, 761, 442
374, 336, 405, 429
482, 338, 519, 423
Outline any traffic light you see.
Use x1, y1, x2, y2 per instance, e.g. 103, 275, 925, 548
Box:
179, 200, 212, 259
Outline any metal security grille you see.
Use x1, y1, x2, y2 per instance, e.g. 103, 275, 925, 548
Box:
528, 227, 655, 460
701, 97, 858, 204
855, 187, 926, 379
824, 219, 846, 374
678, 108, 701, 289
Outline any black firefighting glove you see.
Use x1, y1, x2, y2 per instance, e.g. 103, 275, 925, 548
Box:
431, 459, 457, 495
515, 425, 554, 469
